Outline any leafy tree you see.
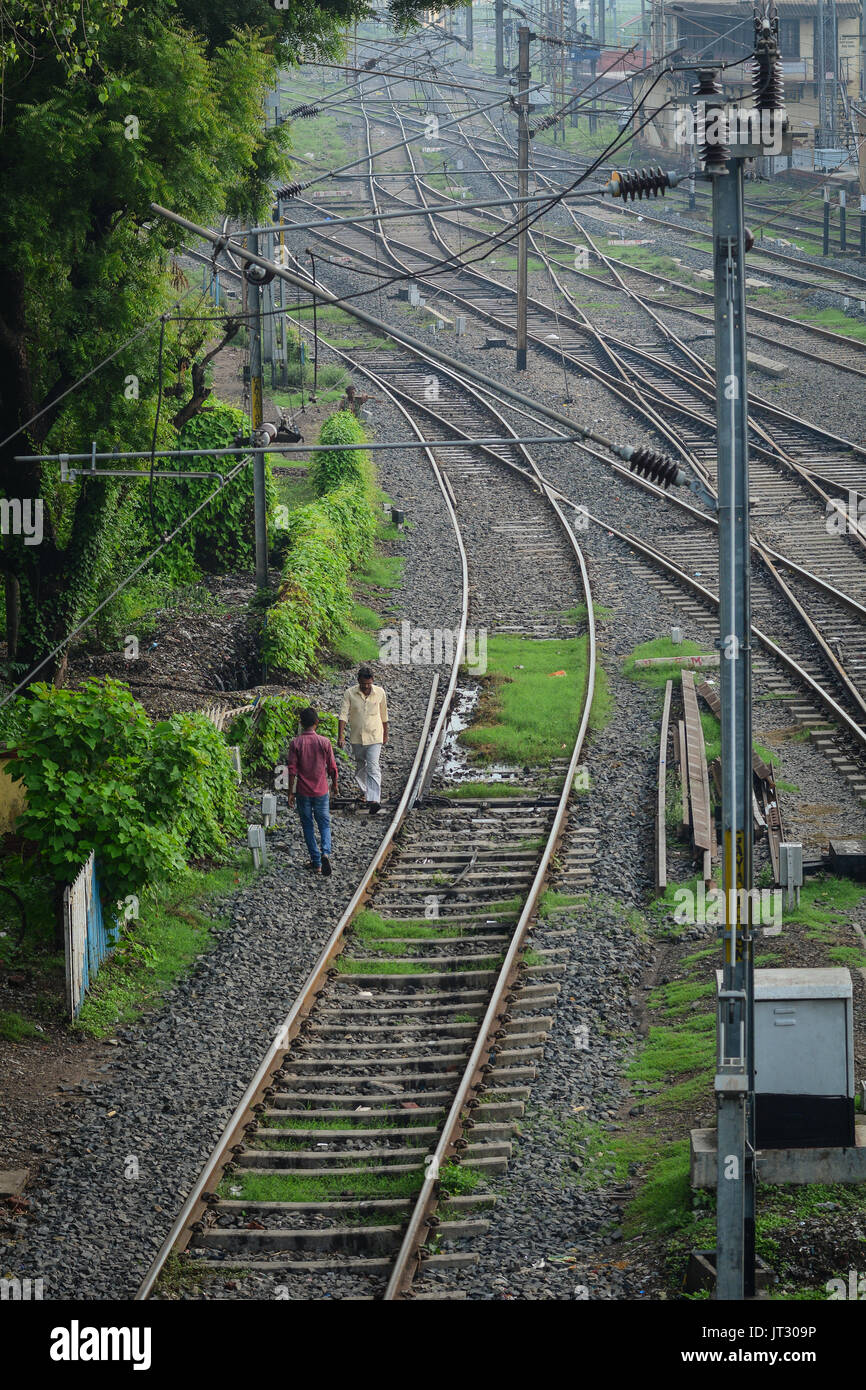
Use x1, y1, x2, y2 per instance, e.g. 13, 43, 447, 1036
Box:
0, 0, 452, 687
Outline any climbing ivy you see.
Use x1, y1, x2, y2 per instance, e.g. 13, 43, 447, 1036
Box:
263, 411, 378, 678
226, 695, 338, 775
145, 402, 277, 582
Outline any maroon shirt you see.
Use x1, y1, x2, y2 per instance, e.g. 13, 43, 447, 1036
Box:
287, 731, 338, 797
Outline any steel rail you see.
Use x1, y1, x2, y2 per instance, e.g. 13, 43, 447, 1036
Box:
333, 97, 866, 374
417, 78, 866, 490
134, 674, 442, 1300
134, 284, 479, 1300
383, 441, 596, 1304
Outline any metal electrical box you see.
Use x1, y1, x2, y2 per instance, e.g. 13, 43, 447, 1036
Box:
718, 968, 855, 1149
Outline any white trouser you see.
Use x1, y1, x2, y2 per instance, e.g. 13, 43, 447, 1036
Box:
351, 743, 382, 802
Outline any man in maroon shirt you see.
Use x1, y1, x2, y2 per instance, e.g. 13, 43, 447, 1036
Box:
287, 708, 339, 877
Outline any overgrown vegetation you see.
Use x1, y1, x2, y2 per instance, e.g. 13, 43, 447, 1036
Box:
5, 678, 242, 916
459, 634, 611, 766
226, 695, 338, 777
262, 411, 379, 676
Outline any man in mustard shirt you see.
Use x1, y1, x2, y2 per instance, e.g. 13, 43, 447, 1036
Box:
338, 665, 389, 814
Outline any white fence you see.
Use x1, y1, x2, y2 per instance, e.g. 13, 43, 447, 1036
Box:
63, 853, 120, 1019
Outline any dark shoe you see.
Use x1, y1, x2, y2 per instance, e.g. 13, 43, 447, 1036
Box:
305, 861, 321, 873
321, 855, 332, 877
368, 801, 381, 815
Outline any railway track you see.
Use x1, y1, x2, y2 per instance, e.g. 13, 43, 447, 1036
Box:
137, 308, 598, 1300
282, 60, 866, 736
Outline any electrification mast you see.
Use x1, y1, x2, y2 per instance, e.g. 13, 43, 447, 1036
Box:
702, 5, 790, 1300
516, 25, 531, 370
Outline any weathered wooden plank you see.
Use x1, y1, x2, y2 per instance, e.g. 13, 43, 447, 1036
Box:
682, 670, 712, 852
656, 679, 673, 893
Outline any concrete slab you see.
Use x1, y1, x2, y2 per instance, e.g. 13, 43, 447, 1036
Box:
747, 353, 786, 377
691, 1119, 866, 1187
0, 1169, 28, 1196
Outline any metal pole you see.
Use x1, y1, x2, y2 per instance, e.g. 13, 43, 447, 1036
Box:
824, 183, 831, 254
495, 0, 505, 76
840, 188, 847, 250
248, 231, 269, 591
861, 193, 866, 255
262, 233, 276, 388
466, 0, 474, 50
516, 25, 531, 372
711, 153, 755, 1303
817, 0, 827, 147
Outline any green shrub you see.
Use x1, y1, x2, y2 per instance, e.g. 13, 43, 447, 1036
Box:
309, 410, 373, 497
226, 695, 338, 774
5, 679, 241, 911
147, 402, 277, 581
262, 484, 376, 677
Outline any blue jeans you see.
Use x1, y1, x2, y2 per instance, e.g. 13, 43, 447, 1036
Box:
296, 793, 331, 867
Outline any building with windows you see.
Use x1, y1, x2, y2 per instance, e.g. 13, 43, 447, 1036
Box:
632, 0, 865, 172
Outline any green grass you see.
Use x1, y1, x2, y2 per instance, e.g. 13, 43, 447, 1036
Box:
605, 244, 688, 277
779, 876, 865, 946
220, 1161, 482, 1204
538, 890, 582, 918
627, 1014, 715, 1086
622, 637, 707, 687
789, 307, 866, 341
459, 634, 608, 767
74, 856, 254, 1037
273, 470, 316, 514
272, 386, 345, 414
648, 978, 715, 1018
336, 955, 502, 975
0, 1009, 45, 1042
700, 710, 720, 764
353, 910, 458, 942
357, 553, 404, 588
441, 782, 532, 799
562, 1118, 656, 1189
220, 1169, 426, 1203
623, 1139, 693, 1237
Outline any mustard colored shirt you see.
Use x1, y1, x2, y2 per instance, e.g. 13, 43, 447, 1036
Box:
340, 684, 389, 745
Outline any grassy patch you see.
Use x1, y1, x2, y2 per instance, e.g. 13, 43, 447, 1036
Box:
791, 307, 866, 340
648, 978, 715, 1018
0, 1009, 45, 1042
220, 1161, 482, 1204
358, 553, 404, 589
441, 782, 532, 799
353, 910, 457, 942
622, 637, 706, 687
336, 955, 502, 975
74, 856, 253, 1037
538, 890, 582, 918
627, 1014, 715, 1085
459, 634, 607, 766
779, 876, 865, 948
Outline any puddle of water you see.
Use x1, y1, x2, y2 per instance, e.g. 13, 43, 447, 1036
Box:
433, 683, 524, 787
